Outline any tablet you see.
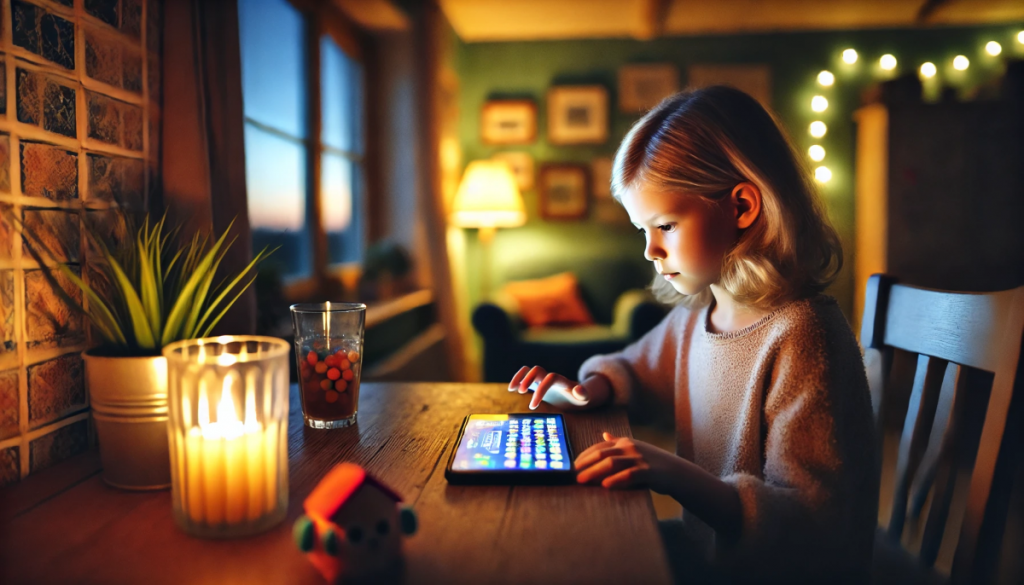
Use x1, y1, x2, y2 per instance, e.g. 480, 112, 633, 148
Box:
444, 414, 575, 485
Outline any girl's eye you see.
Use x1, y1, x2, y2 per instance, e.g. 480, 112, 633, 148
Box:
658, 224, 676, 233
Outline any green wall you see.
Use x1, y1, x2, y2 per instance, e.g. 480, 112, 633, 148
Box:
455, 24, 1024, 323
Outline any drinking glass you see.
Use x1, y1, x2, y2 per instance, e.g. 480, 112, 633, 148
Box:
290, 303, 366, 429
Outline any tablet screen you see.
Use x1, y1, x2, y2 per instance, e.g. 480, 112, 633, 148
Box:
451, 414, 569, 472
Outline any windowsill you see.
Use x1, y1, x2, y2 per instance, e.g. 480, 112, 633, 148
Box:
365, 289, 433, 329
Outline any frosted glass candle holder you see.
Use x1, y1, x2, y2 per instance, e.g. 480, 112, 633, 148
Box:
163, 336, 290, 539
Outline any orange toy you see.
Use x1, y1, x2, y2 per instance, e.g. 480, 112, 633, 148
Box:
293, 463, 417, 583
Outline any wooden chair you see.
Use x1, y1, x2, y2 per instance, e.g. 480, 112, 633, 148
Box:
861, 274, 1024, 584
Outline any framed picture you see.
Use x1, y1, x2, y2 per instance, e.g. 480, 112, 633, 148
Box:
538, 164, 589, 220
547, 86, 608, 145
687, 64, 772, 107
618, 64, 679, 112
492, 152, 534, 192
481, 99, 537, 144
590, 156, 613, 199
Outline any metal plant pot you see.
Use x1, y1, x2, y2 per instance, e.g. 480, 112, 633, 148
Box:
83, 351, 171, 490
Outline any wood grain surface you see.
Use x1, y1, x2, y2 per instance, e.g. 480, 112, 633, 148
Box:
0, 383, 671, 585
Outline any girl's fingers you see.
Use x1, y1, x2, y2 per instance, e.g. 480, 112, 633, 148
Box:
602, 431, 619, 442
518, 366, 547, 394
601, 465, 649, 489
574, 447, 626, 471
529, 372, 559, 410
573, 440, 617, 463
576, 455, 643, 485
508, 366, 529, 391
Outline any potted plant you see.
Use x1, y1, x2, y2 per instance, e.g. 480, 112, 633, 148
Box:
15, 211, 272, 490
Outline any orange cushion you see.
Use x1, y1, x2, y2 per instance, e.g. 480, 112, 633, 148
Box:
501, 273, 595, 328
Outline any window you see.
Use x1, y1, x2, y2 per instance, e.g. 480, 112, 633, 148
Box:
238, 0, 364, 283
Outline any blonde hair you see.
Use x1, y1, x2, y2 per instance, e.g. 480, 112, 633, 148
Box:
612, 86, 842, 310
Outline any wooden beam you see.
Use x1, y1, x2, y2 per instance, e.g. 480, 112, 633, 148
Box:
916, 0, 953, 23
635, 0, 670, 40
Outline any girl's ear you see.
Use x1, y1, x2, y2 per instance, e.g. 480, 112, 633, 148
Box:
730, 182, 762, 230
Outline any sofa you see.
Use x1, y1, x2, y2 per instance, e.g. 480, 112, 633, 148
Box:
472, 258, 667, 383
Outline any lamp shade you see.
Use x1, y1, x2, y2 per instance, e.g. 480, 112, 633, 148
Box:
449, 160, 527, 228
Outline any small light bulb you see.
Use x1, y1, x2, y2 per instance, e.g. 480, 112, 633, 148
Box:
811, 95, 829, 112
920, 62, 937, 78
985, 41, 1002, 56
809, 121, 827, 138
1018, 31, 1024, 44
817, 70, 834, 87
842, 49, 858, 64
880, 54, 897, 71
808, 145, 826, 162
815, 166, 833, 183
953, 55, 970, 71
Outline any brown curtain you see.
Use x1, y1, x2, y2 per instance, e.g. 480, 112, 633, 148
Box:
160, 0, 256, 335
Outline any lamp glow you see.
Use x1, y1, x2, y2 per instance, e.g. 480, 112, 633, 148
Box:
880, 54, 897, 70
809, 121, 827, 138
953, 55, 969, 71
817, 70, 834, 87
1019, 31, 1024, 44
842, 49, 858, 64
814, 166, 832, 183
449, 160, 527, 229
920, 62, 937, 78
808, 145, 825, 162
811, 95, 828, 112
985, 41, 1002, 56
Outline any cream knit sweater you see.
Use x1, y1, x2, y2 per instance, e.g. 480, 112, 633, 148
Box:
579, 295, 879, 583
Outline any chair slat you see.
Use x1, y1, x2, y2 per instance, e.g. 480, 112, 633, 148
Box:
918, 364, 970, 566
909, 362, 962, 520
889, 354, 948, 541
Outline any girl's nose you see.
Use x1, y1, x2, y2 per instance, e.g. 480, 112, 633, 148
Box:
644, 238, 665, 262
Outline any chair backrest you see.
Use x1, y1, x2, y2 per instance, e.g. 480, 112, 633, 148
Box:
861, 274, 1024, 584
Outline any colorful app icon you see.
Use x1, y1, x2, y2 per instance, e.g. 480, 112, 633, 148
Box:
536, 453, 546, 460
551, 461, 564, 469
504, 459, 517, 468
535, 461, 548, 469
551, 454, 563, 461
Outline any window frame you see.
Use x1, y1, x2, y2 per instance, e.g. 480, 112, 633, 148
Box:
241, 0, 370, 299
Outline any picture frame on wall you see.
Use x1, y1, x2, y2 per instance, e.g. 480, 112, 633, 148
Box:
492, 152, 535, 191
687, 64, 772, 107
480, 99, 537, 144
547, 86, 608, 145
590, 156, 613, 199
539, 164, 589, 220
618, 64, 679, 113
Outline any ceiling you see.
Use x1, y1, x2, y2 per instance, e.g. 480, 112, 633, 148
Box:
436, 0, 1024, 42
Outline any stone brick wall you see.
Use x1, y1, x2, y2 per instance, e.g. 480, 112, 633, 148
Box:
0, 0, 162, 488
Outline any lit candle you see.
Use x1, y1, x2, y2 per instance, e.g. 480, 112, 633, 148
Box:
166, 336, 289, 538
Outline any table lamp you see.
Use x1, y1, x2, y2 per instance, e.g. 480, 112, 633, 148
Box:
449, 160, 527, 299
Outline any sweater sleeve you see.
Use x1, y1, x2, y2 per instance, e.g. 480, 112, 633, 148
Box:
577, 305, 685, 418
716, 320, 878, 583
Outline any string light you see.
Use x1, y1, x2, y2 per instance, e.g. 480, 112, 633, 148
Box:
811, 95, 829, 112
808, 145, 825, 162
1018, 31, 1024, 44
920, 62, 937, 78
880, 54, 897, 70
814, 166, 832, 183
817, 70, 834, 87
953, 55, 970, 71
809, 121, 827, 138
985, 41, 1001, 56
842, 49, 858, 64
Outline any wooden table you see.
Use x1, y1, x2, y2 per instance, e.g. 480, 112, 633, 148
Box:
0, 383, 671, 584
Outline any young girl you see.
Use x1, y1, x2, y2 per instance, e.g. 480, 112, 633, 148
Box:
508, 86, 878, 583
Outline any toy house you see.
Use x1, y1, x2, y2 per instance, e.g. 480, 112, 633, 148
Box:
294, 464, 417, 583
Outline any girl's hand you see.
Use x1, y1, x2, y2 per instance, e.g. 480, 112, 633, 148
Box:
574, 432, 679, 492
508, 366, 610, 410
